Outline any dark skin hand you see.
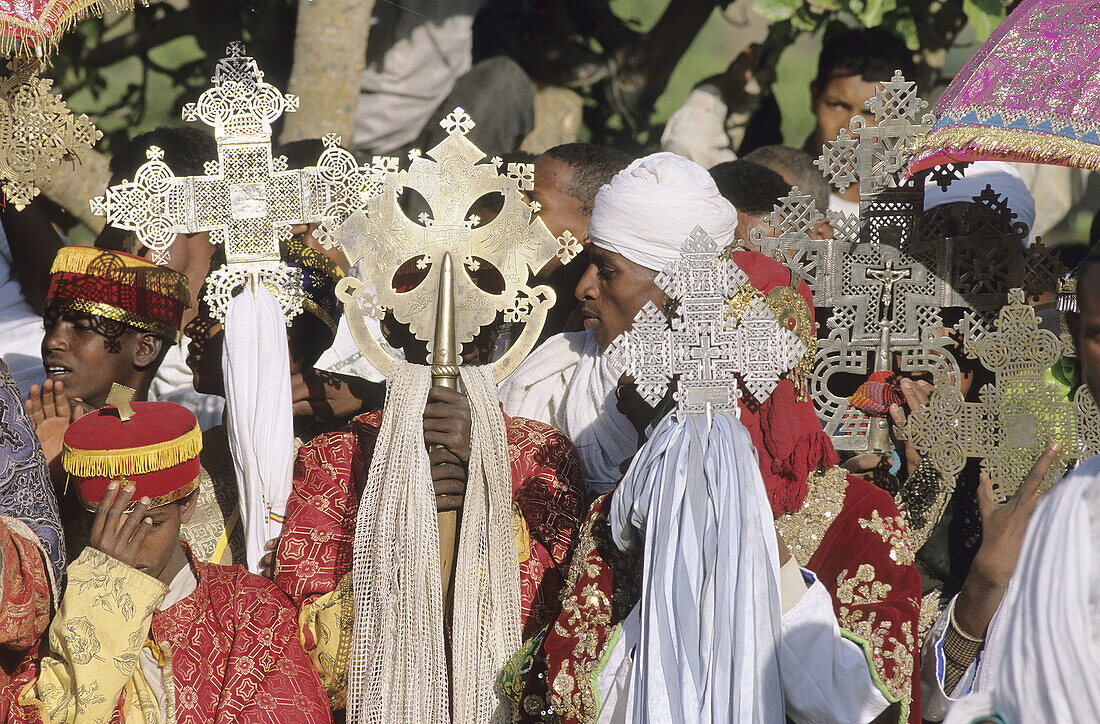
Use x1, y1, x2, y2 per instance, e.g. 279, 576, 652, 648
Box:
25, 379, 93, 484
88, 482, 153, 570
424, 385, 471, 512
258, 384, 473, 580
953, 442, 1060, 638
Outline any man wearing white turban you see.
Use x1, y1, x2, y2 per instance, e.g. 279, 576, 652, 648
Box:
502, 152, 912, 723
499, 152, 737, 494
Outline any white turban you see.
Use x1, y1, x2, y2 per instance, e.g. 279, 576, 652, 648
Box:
589, 152, 738, 272
924, 161, 1036, 238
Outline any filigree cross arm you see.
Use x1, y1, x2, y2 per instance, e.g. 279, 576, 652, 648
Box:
606, 225, 806, 416
0, 59, 102, 211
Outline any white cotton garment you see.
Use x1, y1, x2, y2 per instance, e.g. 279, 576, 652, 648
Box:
945, 454, 1100, 724
498, 330, 637, 495
607, 410, 785, 724
221, 286, 294, 573
0, 228, 45, 398
588, 152, 738, 273
149, 340, 225, 431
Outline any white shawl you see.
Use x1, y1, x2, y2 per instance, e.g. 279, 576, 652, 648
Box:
607, 410, 785, 723
945, 454, 1100, 723
498, 330, 637, 495
222, 286, 294, 573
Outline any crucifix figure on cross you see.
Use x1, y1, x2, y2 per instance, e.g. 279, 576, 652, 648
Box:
90, 42, 336, 324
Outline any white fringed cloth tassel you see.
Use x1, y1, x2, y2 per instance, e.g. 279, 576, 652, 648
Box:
609, 410, 786, 723
222, 285, 295, 573
346, 360, 521, 724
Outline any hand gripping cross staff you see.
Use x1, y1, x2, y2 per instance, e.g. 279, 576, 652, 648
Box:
325, 108, 581, 723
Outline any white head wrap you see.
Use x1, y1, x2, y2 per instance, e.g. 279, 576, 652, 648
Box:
924, 161, 1036, 236
589, 152, 738, 272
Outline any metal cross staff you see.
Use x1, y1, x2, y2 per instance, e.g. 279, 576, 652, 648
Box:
606, 226, 807, 425
91, 42, 336, 323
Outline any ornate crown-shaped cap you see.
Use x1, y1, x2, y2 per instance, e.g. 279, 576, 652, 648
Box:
63, 399, 202, 512
46, 246, 190, 340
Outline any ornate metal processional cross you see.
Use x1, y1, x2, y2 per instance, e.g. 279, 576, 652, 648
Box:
605, 226, 806, 417
331, 107, 583, 384
90, 43, 336, 323
902, 290, 1100, 502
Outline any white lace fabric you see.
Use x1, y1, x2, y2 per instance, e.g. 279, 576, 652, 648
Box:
347, 360, 519, 724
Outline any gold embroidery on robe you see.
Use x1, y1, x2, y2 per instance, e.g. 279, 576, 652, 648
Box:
857, 510, 916, 566
775, 466, 849, 566
835, 564, 916, 701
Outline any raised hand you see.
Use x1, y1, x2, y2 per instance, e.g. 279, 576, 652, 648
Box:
423, 386, 471, 512
889, 377, 935, 477
954, 442, 1061, 637
88, 482, 152, 570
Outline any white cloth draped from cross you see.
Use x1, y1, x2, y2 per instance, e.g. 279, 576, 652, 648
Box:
347, 360, 520, 724
939, 454, 1100, 724
221, 286, 294, 573
604, 409, 786, 723
498, 330, 636, 495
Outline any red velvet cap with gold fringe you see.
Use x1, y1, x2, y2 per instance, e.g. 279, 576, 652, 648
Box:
62, 400, 202, 512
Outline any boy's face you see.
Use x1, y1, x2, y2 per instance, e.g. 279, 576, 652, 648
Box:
118, 495, 195, 586
42, 308, 148, 408
811, 73, 883, 148
184, 295, 225, 397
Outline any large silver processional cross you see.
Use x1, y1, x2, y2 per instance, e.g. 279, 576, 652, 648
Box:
90, 42, 337, 323
605, 226, 806, 418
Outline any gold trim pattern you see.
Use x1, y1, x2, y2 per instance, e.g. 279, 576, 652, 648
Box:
550, 509, 609, 721
50, 245, 191, 304
80, 476, 199, 512
47, 298, 179, 342
775, 466, 848, 566
912, 125, 1100, 174
835, 564, 915, 702
63, 422, 202, 479
857, 510, 915, 567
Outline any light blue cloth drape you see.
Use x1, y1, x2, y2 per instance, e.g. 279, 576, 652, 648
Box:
609, 409, 786, 724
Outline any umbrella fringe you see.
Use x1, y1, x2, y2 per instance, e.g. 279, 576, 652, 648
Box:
909, 125, 1100, 175
0, 0, 137, 60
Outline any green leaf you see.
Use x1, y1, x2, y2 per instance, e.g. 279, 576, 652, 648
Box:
753, 0, 804, 23
848, 0, 898, 27
963, 0, 1007, 41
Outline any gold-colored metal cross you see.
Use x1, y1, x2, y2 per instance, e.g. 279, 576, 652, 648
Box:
106, 382, 136, 422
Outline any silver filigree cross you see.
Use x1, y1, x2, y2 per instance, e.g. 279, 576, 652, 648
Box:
90, 42, 336, 323
606, 226, 807, 415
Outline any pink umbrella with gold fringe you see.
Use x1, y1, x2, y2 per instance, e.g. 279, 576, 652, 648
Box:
0, 0, 138, 57
909, 0, 1100, 175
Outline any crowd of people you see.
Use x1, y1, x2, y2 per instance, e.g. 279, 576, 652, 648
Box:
0, 9, 1095, 724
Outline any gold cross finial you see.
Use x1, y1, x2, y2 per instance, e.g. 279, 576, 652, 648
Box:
106, 383, 136, 421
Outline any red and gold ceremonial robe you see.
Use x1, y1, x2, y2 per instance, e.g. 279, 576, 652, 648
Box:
520, 469, 922, 724
21, 546, 331, 723
0, 518, 53, 723
274, 409, 586, 706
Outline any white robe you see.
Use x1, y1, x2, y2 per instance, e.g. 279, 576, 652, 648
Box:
932, 454, 1100, 724
0, 228, 45, 398
498, 330, 637, 496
